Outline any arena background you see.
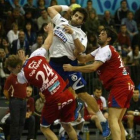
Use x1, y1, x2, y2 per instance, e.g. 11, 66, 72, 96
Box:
7, 0, 140, 15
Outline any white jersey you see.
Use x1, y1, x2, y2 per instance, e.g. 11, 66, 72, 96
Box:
49, 13, 87, 61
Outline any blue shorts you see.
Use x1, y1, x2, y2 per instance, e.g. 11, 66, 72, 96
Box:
49, 60, 86, 91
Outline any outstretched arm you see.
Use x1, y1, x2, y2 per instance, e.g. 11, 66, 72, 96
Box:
42, 23, 53, 50
63, 61, 103, 73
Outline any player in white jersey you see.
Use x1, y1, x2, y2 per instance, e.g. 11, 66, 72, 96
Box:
47, 5, 110, 138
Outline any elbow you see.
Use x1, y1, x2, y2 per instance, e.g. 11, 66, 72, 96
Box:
47, 7, 53, 14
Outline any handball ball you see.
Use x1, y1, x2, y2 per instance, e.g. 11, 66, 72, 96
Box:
70, 4, 81, 11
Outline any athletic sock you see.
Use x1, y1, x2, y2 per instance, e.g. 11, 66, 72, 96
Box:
96, 110, 106, 122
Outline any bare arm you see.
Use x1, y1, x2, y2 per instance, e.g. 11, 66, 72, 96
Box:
4, 90, 10, 100
47, 5, 70, 19
42, 23, 53, 50
74, 51, 95, 63
63, 60, 103, 73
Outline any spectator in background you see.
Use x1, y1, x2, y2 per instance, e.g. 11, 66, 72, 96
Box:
114, 0, 129, 31
7, 23, 19, 44
5, 8, 25, 33
0, 0, 12, 22
100, 10, 116, 30
3, 51, 27, 140
24, 22, 37, 46
35, 0, 46, 19
127, 45, 140, 66
50, 0, 58, 6
134, 6, 140, 29
123, 88, 140, 139
0, 48, 9, 97
24, 11, 38, 31
34, 91, 45, 139
25, 86, 35, 140
84, 86, 108, 133
11, 0, 25, 15
10, 30, 30, 55
86, 33, 98, 54
23, 0, 36, 18
69, 0, 77, 5
132, 32, 140, 49
84, 10, 100, 34
31, 34, 44, 53
0, 21, 6, 38
117, 24, 131, 57
0, 37, 10, 56
37, 9, 51, 30
121, 11, 138, 42
85, 0, 96, 17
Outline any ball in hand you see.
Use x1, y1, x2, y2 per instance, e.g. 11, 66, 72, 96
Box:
70, 4, 81, 11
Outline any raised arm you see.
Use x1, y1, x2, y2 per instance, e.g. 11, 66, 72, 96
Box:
42, 23, 54, 50
47, 5, 70, 19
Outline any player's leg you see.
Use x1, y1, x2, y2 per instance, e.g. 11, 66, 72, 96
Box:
108, 108, 126, 140
41, 126, 58, 140
68, 72, 110, 137
61, 123, 78, 140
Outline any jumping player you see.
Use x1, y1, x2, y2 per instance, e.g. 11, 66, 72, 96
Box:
5, 23, 79, 140
47, 5, 110, 138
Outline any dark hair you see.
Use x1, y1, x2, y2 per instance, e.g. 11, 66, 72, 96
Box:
72, 7, 88, 22
37, 0, 45, 6
120, 0, 127, 4
102, 27, 118, 45
5, 55, 23, 68
93, 86, 102, 92
87, 0, 92, 3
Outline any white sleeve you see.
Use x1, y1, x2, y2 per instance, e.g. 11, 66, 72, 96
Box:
52, 13, 68, 25
30, 47, 47, 58
94, 46, 112, 63
17, 69, 28, 84
90, 49, 99, 57
100, 96, 107, 108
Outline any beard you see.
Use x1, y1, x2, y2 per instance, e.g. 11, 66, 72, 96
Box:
97, 39, 104, 46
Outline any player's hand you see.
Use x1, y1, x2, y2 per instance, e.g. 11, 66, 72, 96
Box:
63, 24, 73, 34
44, 23, 53, 33
63, 64, 73, 71
17, 49, 26, 61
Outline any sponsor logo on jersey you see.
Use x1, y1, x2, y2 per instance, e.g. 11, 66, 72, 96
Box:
54, 29, 67, 43
58, 99, 73, 110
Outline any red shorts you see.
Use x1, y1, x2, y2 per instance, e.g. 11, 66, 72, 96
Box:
108, 80, 134, 108
40, 89, 76, 127
123, 115, 140, 125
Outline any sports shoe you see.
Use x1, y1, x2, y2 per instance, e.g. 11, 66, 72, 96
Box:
74, 102, 83, 120
59, 136, 66, 140
101, 121, 111, 138
77, 135, 83, 140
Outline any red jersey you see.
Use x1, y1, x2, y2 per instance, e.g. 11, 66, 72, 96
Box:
18, 48, 66, 102
4, 74, 27, 99
91, 45, 133, 90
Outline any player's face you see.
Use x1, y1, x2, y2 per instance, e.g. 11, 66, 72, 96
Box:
94, 89, 102, 99
98, 30, 110, 46
71, 11, 84, 26
7, 65, 21, 74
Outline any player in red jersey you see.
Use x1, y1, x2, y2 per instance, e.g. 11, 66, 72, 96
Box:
63, 27, 135, 140
5, 23, 79, 140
